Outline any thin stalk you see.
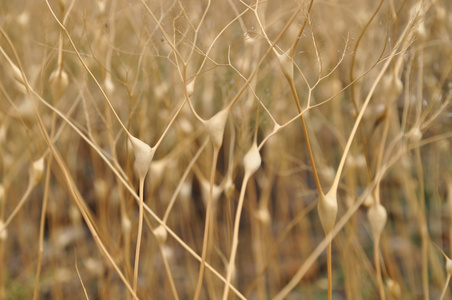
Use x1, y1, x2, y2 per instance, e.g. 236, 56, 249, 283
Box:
222, 172, 253, 300
133, 178, 146, 294
440, 275, 451, 300
374, 237, 385, 300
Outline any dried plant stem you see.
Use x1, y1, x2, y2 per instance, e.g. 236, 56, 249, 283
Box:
133, 178, 145, 294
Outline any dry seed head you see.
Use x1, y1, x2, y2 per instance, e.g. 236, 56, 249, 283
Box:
104, 78, 115, 94
317, 191, 338, 234
355, 154, 366, 169
180, 181, 192, 202
224, 177, 235, 199
121, 215, 132, 235
200, 180, 222, 207
153, 225, 167, 244
382, 73, 403, 104
278, 52, 294, 81
186, 79, 195, 97
97, 0, 106, 13
407, 128, 422, 143
386, 278, 401, 300
85, 258, 104, 277
11, 63, 26, 93
204, 108, 229, 150
30, 157, 45, 185
17, 11, 30, 27
322, 167, 335, 184
161, 245, 174, 259
69, 205, 81, 225
14, 99, 35, 124
49, 70, 69, 101
446, 258, 452, 275
178, 117, 193, 134
155, 82, 169, 99
243, 143, 261, 177
367, 203, 387, 239
256, 207, 271, 225
129, 136, 154, 179
94, 179, 108, 199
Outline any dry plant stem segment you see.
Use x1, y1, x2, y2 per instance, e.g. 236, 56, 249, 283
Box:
415, 146, 429, 300
75, 251, 90, 300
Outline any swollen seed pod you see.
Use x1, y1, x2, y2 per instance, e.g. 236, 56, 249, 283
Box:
186, 79, 195, 97
204, 108, 229, 150
408, 128, 422, 143
446, 258, 452, 275
317, 191, 338, 235
85, 258, 104, 277
129, 136, 154, 179
153, 225, 167, 244
17, 11, 30, 27
200, 180, 223, 207
224, 177, 235, 200
97, 0, 106, 13
243, 143, 261, 177
104, 78, 115, 95
30, 157, 45, 185
386, 278, 401, 300
69, 205, 81, 226
14, 99, 35, 125
121, 215, 132, 235
278, 52, 294, 82
94, 179, 108, 199
11, 63, 27, 93
178, 117, 193, 134
256, 207, 271, 225
49, 70, 69, 101
367, 203, 387, 239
